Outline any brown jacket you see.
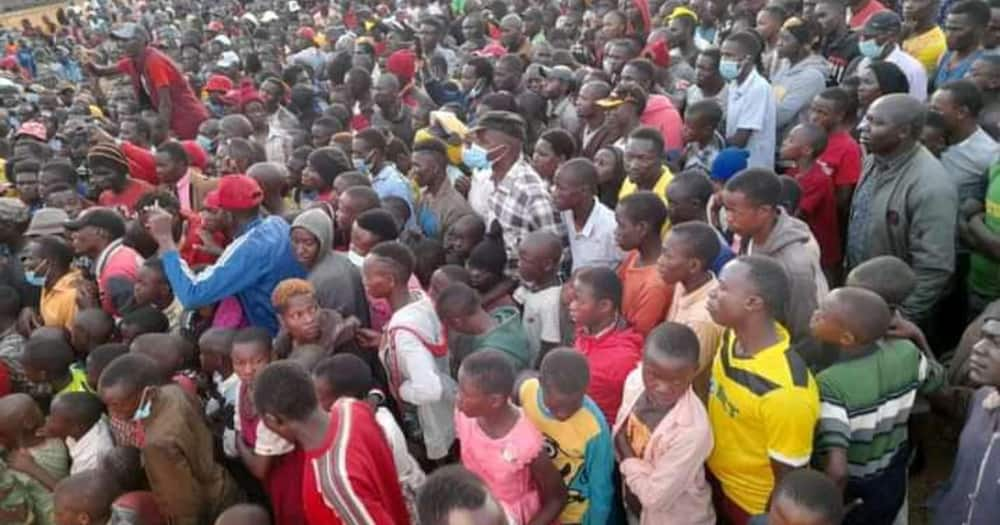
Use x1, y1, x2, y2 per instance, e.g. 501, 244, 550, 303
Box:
142, 385, 241, 525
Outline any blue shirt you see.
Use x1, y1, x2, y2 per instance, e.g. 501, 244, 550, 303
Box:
372, 163, 416, 228
934, 50, 984, 89
161, 215, 305, 335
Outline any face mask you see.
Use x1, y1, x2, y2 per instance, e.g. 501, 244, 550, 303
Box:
462, 144, 492, 170
132, 387, 154, 421
858, 39, 883, 59
24, 271, 45, 287
719, 59, 741, 81
196, 134, 215, 153
352, 156, 369, 174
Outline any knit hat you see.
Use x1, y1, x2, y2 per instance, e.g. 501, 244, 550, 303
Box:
710, 148, 750, 182
87, 143, 130, 174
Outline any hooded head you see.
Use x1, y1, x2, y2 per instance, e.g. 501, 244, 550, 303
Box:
291, 208, 334, 270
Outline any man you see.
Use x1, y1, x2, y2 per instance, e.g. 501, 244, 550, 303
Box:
153, 140, 216, 214
418, 17, 459, 77
932, 80, 999, 204
352, 129, 415, 225
465, 111, 567, 275
411, 138, 475, 241
970, 54, 1000, 137
575, 81, 618, 159
855, 12, 928, 101
721, 31, 777, 169
686, 48, 729, 114
553, 159, 624, 271
65, 208, 142, 317
597, 83, 647, 151
460, 14, 489, 55
602, 39, 639, 83
902, 0, 947, 75
541, 66, 581, 138
847, 94, 958, 326
85, 23, 208, 140
288, 26, 328, 78
620, 127, 675, 202
500, 14, 532, 62
146, 175, 305, 335
935, 0, 991, 87
372, 74, 415, 146
621, 58, 684, 151
259, 77, 301, 134
87, 143, 154, 215
847, 0, 889, 29
667, 7, 700, 65
0, 199, 37, 309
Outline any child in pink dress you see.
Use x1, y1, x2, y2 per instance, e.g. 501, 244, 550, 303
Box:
454, 350, 567, 525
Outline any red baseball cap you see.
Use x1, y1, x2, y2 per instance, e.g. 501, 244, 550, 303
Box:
204, 74, 233, 93
207, 20, 224, 32
204, 175, 263, 210
180, 141, 208, 170
15, 121, 47, 142
296, 26, 316, 40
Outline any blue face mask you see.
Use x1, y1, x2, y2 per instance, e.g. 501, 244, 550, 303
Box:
352, 156, 369, 174
132, 388, 153, 421
196, 134, 215, 153
462, 144, 491, 170
24, 271, 45, 287
858, 39, 883, 59
719, 59, 741, 81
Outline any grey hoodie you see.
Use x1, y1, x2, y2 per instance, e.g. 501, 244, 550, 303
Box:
292, 209, 370, 326
749, 210, 829, 339
773, 54, 829, 136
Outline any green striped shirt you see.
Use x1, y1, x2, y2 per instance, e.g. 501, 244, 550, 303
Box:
814, 338, 944, 479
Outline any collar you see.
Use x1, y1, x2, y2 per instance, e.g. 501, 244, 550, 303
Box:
732, 68, 762, 92
872, 142, 920, 172
235, 215, 263, 237
94, 238, 125, 277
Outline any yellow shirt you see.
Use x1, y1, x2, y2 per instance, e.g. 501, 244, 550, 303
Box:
58, 367, 92, 396
40, 270, 80, 332
903, 26, 947, 76
706, 324, 820, 514
618, 166, 674, 236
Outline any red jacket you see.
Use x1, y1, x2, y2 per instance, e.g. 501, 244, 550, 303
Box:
574, 322, 644, 424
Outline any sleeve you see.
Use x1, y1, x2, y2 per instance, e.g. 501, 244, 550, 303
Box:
629, 283, 671, 336
581, 425, 616, 525
834, 143, 862, 187
619, 420, 713, 513
916, 352, 946, 395
775, 71, 824, 128
160, 236, 266, 309
900, 181, 958, 321
537, 292, 562, 344
733, 85, 767, 132
760, 387, 819, 467
144, 54, 172, 89
394, 330, 444, 405
142, 441, 202, 525
815, 377, 851, 452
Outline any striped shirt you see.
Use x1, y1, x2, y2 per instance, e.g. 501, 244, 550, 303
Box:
815, 338, 945, 479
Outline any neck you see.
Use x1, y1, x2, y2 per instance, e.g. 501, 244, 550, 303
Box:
572, 197, 596, 229
89, 239, 112, 259
737, 67, 752, 84
264, 197, 285, 216
913, 17, 935, 33
468, 310, 497, 335
681, 270, 712, 292
877, 140, 917, 162
638, 236, 663, 265
388, 287, 411, 312
879, 42, 895, 59
586, 315, 617, 335
750, 214, 778, 246
584, 112, 605, 128
234, 212, 260, 232
491, 154, 517, 181
795, 157, 815, 173
951, 121, 979, 143
787, 49, 807, 65
733, 318, 779, 356
295, 409, 331, 450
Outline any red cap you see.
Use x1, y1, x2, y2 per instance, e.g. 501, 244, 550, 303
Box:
15, 121, 47, 142
204, 74, 233, 93
204, 175, 263, 210
386, 49, 416, 83
296, 26, 316, 40
180, 141, 208, 170
642, 39, 671, 68
207, 20, 224, 32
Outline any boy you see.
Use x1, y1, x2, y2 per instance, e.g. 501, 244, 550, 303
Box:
119, 306, 171, 344
656, 222, 725, 400
84, 343, 128, 392
571, 266, 644, 424
131, 257, 183, 333
706, 255, 820, 522
335, 186, 381, 250
363, 241, 456, 464
417, 465, 509, 525
779, 123, 841, 275
811, 287, 944, 524
443, 214, 486, 267
198, 328, 239, 417
553, 159, 624, 273
53, 470, 121, 525
253, 361, 411, 524
42, 391, 114, 474
751, 469, 845, 525
435, 283, 533, 371
20, 335, 89, 395
69, 308, 115, 360
512, 231, 564, 363
615, 191, 673, 337
466, 238, 517, 311
807, 88, 862, 229
517, 348, 615, 525
0, 393, 69, 499
681, 100, 726, 173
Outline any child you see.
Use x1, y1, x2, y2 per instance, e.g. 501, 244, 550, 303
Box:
681, 100, 726, 173
42, 391, 114, 475
752, 469, 845, 525
571, 266, 644, 424
444, 214, 486, 266
656, 222, 725, 400
807, 88, 861, 230
427, 264, 471, 301
615, 191, 672, 337
466, 237, 517, 311
454, 350, 567, 525
0, 393, 69, 494
132, 257, 183, 332
334, 186, 381, 251
779, 123, 841, 275
313, 354, 426, 518
198, 328, 239, 418
130, 333, 197, 396
252, 361, 410, 524
68, 308, 115, 359
705, 255, 820, 522
810, 287, 944, 524
119, 306, 170, 344
84, 343, 129, 392
53, 469, 121, 525
845, 255, 930, 353
614, 322, 715, 524
436, 283, 533, 371
417, 465, 509, 525
20, 335, 89, 395
517, 348, 615, 525
363, 241, 456, 464
512, 231, 564, 363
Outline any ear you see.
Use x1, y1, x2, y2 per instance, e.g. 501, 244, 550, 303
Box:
744, 294, 764, 313
838, 330, 856, 348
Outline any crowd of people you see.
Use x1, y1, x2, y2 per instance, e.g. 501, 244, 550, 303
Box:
0, 0, 998, 523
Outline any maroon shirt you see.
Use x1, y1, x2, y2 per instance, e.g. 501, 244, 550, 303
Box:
117, 47, 208, 140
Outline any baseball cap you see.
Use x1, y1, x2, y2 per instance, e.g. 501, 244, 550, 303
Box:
203, 175, 263, 211
710, 147, 750, 182
863, 11, 902, 36
204, 74, 234, 93
110, 23, 149, 41
470, 111, 526, 142
597, 83, 647, 110
64, 208, 127, 239
25, 208, 70, 237
296, 27, 316, 40
14, 121, 47, 142
217, 51, 241, 69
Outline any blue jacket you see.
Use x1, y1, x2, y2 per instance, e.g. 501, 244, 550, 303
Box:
161, 215, 305, 335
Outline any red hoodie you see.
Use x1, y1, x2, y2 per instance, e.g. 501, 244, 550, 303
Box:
640, 94, 684, 151
574, 321, 644, 424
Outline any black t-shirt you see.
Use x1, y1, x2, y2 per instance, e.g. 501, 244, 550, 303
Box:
823, 30, 861, 86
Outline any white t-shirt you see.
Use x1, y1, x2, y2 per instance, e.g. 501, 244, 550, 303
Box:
513, 285, 563, 360
726, 69, 777, 170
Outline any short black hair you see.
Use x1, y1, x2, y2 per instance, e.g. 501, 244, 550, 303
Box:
87, 343, 129, 378
51, 391, 105, 429
949, 0, 991, 26
539, 129, 578, 159
232, 326, 273, 354
313, 354, 373, 400
22, 336, 74, 376
99, 446, 144, 492
53, 470, 120, 521
773, 469, 845, 524
412, 136, 449, 160
355, 209, 400, 242
557, 158, 599, 193
574, 266, 623, 310
368, 241, 416, 284
668, 222, 721, 270
816, 87, 851, 116
939, 79, 985, 116
459, 349, 516, 396
627, 126, 664, 155
435, 283, 482, 319
466, 238, 507, 277
435, 264, 471, 284
725, 168, 782, 207
618, 191, 668, 234
686, 100, 723, 127
98, 353, 163, 393
37, 235, 75, 269
355, 127, 387, 152
343, 186, 381, 210
121, 306, 169, 335
623, 58, 655, 84
418, 465, 494, 525
669, 170, 715, 205
157, 140, 189, 165
844, 255, 916, 307
739, 255, 791, 321
252, 361, 317, 421
539, 347, 590, 395
725, 30, 763, 59
645, 322, 700, 365
0, 285, 21, 318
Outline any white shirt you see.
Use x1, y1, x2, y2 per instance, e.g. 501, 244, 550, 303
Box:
233, 379, 296, 456
513, 285, 563, 359
67, 417, 115, 475
562, 198, 624, 272
857, 45, 928, 101
726, 69, 777, 170
467, 168, 495, 220
375, 406, 426, 495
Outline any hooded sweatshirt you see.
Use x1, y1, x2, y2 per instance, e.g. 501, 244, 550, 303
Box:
748, 210, 829, 340
291, 209, 370, 327
640, 94, 683, 151
772, 54, 829, 137
575, 320, 644, 424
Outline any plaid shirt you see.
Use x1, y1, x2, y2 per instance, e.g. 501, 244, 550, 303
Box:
487, 158, 568, 275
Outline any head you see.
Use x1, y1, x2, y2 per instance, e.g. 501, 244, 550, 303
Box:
808, 87, 851, 132
694, 49, 723, 90
445, 214, 486, 265
903, 0, 940, 25
86, 144, 131, 194
335, 186, 380, 237
351, 128, 388, 175
417, 465, 508, 525
930, 80, 984, 140
500, 14, 525, 49
304, 146, 351, 194
532, 129, 577, 182
53, 469, 120, 525
312, 354, 373, 410
569, 266, 622, 330
352, 209, 400, 257
777, 17, 818, 61
20, 335, 74, 386
642, 322, 700, 407
552, 158, 600, 213
603, 84, 647, 135
435, 282, 488, 335
39, 159, 78, 201
757, 5, 789, 41
214, 504, 272, 525
844, 255, 916, 310
970, 54, 1000, 92
721, 168, 783, 237
456, 349, 516, 418
197, 329, 236, 377
119, 306, 170, 344
683, 100, 724, 146
362, 241, 415, 299
768, 469, 845, 525
467, 111, 526, 171
810, 286, 892, 348
70, 308, 115, 357
272, 278, 322, 343
429, 265, 472, 302
858, 62, 911, 109
603, 39, 640, 78
624, 126, 664, 188
42, 391, 104, 441
410, 138, 450, 190
132, 257, 171, 308
780, 123, 829, 163
945, 0, 990, 53
719, 31, 762, 82
615, 191, 668, 250
814, 0, 847, 35
538, 348, 590, 421
230, 327, 272, 386
0, 393, 43, 447
252, 361, 319, 443
707, 255, 790, 329
859, 93, 925, 156
920, 110, 949, 156
575, 80, 613, 121
657, 221, 721, 285
97, 353, 163, 423
516, 231, 564, 287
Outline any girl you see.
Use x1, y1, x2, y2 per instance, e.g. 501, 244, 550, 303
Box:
531, 129, 578, 184
594, 146, 626, 209
455, 350, 567, 525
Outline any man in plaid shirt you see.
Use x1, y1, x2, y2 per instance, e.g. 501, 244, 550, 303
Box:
467, 111, 569, 276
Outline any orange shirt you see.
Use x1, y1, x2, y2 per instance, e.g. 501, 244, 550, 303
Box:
617, 250, 673, 337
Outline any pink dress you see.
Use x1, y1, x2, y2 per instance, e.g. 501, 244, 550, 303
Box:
455, 408, 543, 525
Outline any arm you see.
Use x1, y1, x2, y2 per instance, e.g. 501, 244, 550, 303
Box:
85, 62, 122, 77
822, 447, 849, 493
619, 423, 712, 515
157, 87, 173, 133
967, 213, 1000, 261
6, 449, 60, 490
235, 435, 274, 481
581, 426, 616, 525
900, 182, 958, 321
727, 129, 753, 148
394, 330, 444, 405
143, 441, 203, 525
527, 450, 568, 525
761, 388, 819, 505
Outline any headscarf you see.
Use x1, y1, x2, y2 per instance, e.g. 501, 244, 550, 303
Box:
867, 62, 910, 97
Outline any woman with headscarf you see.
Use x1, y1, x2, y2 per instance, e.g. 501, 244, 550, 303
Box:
856, 61, 910, 121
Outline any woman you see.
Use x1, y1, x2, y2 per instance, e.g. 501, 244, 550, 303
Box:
532, 129, 578, 183
594, 146, 627, 209
23, 236, 79, 331
856, 62, 910, 121
302, 147, 351, 205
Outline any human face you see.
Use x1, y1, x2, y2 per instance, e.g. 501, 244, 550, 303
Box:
460, 65, 480, 93
280, 293, 321, 343
614, 207, 645, 250
620, 65, 650, 91
720, 189, 772, 237
706, 260, 756, 327
903, 0, 935, 24
807, 95, 841, 131
552, 169, 585, 212
14, 168, 39, 205
37, 169, 66, 201
445, 224, 478, 264
154, 151, 184, 185
89, 164, 121, 194
929, 89, 964, 136
695, 53, 721, 87
921, 124, 948, 157
776, 30, 801, 60
41, 402, 75, 439
602, 12, 625, 40
719, 39, 748, 76
945, 13, 979, 52
410, 151, 441, 189
462, 18, 484, 42
970, 59, 1000, 91
132, 265, 164, 307
857, 66, 882, 109
970, 319, 1000, 386
301, 161, 328, 192
779, 126, 811, 162
682, 113, 714, 146
575, 84, 603, 119
756, 11, 781, 41
311, 124, 333, 149
70, 226, 104, 256
231, 341, 270, 386
291, 227, 320, 269
417, 22, 440, 52
362, 259, 396, 299
988, 7, 1000, 49
594, 148, 621, 186
244, 101, 267, 130
813, 2, 843, 34
603, 44, 632, 77
517, 243, 553, 285
858, 98, 905, 155
624, 137, 661, 188
123, 35, 145, 58
656, 232, 695, 285
468, 263, 500, 294
98, 383, 143, 422
540, 380, 584, 421
568, 281, 604, 328
350, 223, 381, 257
642, 354, 697, 408
493, 62, 520, 92
531, 139, 562, 182
456, 369, 496, 418
809, 295, 850, 345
